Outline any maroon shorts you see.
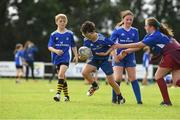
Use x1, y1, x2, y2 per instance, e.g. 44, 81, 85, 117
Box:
159, 54, 180, 70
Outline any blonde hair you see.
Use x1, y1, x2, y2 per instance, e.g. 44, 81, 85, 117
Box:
55, 13, 68, 24
145, 17, 174, 37
116, 10, 134, 27
14, 43, 23, 54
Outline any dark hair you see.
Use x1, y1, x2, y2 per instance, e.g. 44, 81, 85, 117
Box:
80, 21, 96, 34
146, 17, 174, 37
116, 10, 134, 27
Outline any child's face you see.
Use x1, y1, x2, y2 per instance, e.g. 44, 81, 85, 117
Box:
82, 32, 95, 40
144, 21, 154, 34
56, 18, 67, 29
123, 15, 133, 28
19, 46, 23, 50
20, 46, 23, 50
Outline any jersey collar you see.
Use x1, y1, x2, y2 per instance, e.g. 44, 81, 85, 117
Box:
56, 28, 68, 34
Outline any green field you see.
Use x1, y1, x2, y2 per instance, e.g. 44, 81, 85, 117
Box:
0, 78, 180, 120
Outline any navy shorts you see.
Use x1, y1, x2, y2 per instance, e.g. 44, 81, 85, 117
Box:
87, 59, 113, 75
16, 65, 23, 69
56, 63, 69, 71
112, 53, 136, 67
112, 59, 136, 67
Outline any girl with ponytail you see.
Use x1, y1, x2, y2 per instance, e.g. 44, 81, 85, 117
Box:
113, 17, 180, 106
110, 10, 142, 104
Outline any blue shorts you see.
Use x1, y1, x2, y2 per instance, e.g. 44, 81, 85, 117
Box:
112, 58, 136, 67
56, 62, 69, 71
112, 53, 136, 67
16, 65, 23, 69
87, 59, 113, 75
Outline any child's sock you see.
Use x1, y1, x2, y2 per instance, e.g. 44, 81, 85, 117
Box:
156, 78, 171, 103
63, 81, 69, 97
131, 80, 142, 103
112, 81, 120, 101
57, 79, 64, 94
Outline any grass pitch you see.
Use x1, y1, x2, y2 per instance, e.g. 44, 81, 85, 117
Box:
0, 78, 180, 119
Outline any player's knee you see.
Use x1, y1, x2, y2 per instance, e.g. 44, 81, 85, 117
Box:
107, 78, 114, 85
19, 72, 23, 77
114, 76, 122, 82
58, 73, 65, 79
81, 70, 88, 77
154, 73, 160, 81
106, 74, 114, 82
128, 76, 136, 81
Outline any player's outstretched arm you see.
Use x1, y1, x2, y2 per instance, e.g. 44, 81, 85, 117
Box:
72, 47, 78, 65
124, 47, 141, 54
95, 47, 114, 56
113, 42, 146, 49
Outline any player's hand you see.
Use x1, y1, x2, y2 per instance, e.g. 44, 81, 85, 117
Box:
78, 55, 87, 61
114, 55, 120, 63
96, 52, 108, 56
73, 56, 78, 65
55, 49, 64, 56
117, 50, 128, 60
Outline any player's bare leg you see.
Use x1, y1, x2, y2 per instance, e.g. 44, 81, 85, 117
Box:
54, 65, 68, 102
112, 66, 123, 103
16, 69, 23, 84
82, 64, 99, 96
107, 74, 125, 104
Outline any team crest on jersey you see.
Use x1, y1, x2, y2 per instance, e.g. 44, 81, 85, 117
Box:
55, 37, 59, 41
66, 37, 69, 40
127, 37, 130, 40
132, 33, 135, 36
121, 33, 125, 36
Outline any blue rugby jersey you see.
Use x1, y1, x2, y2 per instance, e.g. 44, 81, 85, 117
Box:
110, 26, 139, 60
24, 46, 38, 62
48, 29, 76, 65
83, 33, 114, 60
15, 50, 24, 66
142, 30, 170, 54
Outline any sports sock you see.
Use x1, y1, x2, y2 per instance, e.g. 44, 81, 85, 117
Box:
131, 80, 142, 103
57, 79, 64, 94
117, 93, 123, 100
63, 81, 69, 97
156, 78, 171, 103
112, 81, 120, 101
176, 80, 180, 87
92, 81, 98, 87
